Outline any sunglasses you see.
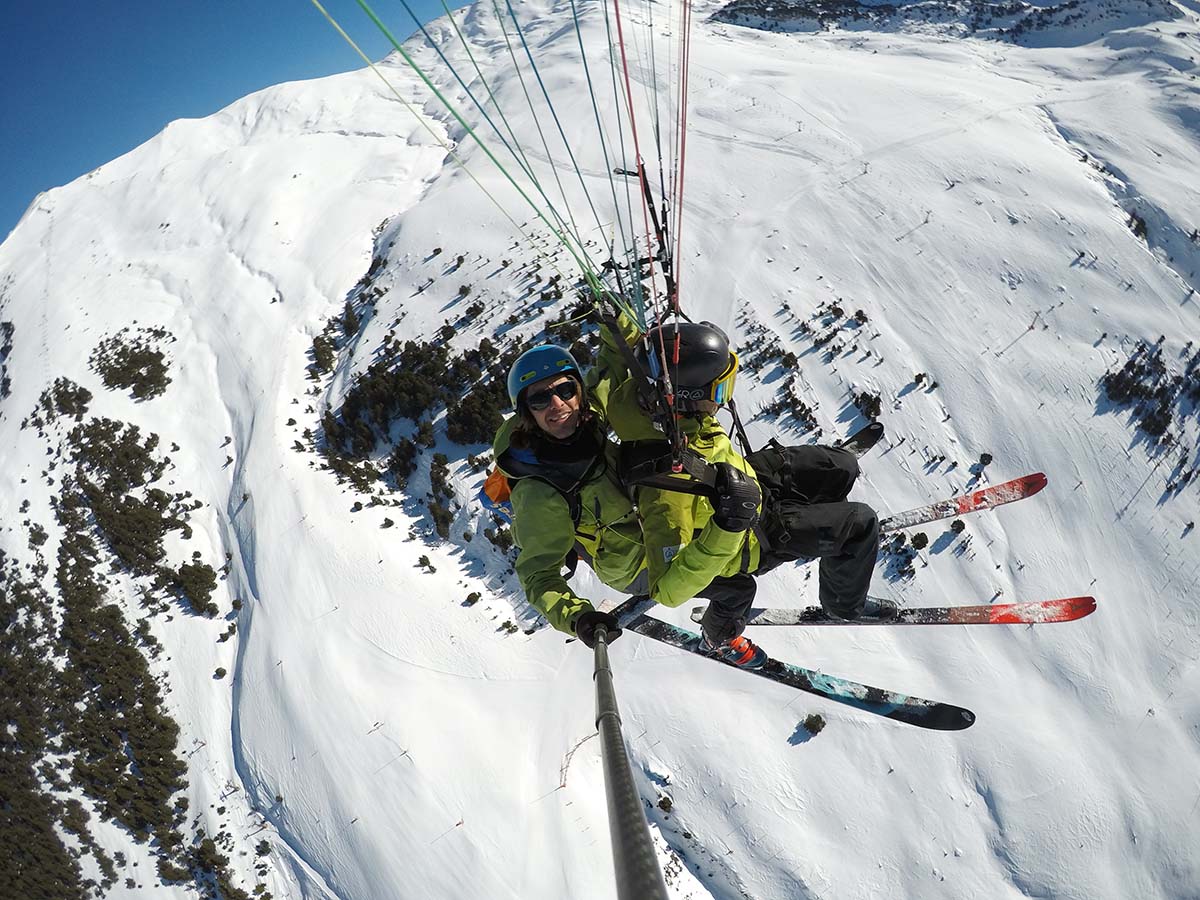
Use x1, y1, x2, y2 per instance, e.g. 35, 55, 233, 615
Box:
525, 379, 579, 411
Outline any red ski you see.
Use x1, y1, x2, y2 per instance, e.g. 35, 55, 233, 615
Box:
690, 596, 1097, 627
879, 472, 1048, 533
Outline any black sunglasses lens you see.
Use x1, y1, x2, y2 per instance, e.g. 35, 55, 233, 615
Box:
526, 392, 552, 411
526, 380, 578, 410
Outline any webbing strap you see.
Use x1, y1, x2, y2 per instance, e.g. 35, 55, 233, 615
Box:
636, 163, 676, 303
724, 399, 773, 557
619, 441, 716, 498
726, 398, 755, 458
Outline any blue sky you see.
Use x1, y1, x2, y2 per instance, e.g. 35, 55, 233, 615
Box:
1, 0, 448, 241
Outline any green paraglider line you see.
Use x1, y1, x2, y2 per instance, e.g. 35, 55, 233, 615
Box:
350, 0, 618, 303
307, 1, 538, 256
499, 0, 609, 250
311, 0, 658, 327
434, 0, 580, 251
395, 0, 591, 259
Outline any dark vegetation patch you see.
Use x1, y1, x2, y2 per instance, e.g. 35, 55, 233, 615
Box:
1099, 338, 1200, 441
881, 532, 919, 580
0, 564, 90, 898
711, 0, 1180, 43
737, 303, 822, 435
41, 377, 93, 422
321, 338, 505, 457
1100, 338, 1200, 495
2, 403, 259, 897
309, 243, 601, 554
90, 327, 173, 401
316, 332, 523, 543
852, 389, 883, 421
67, 418, 220, 616
1, 319, 13, 399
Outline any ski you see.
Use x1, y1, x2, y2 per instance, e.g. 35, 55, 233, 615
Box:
838, 421, 885, 458
611, 598, 974, 730
690, 596, 1097, 627
879, 472, 1047, 533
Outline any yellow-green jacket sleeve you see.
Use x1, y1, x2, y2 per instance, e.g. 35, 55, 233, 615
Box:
510, 477, 594, 634
638, 482, 747, 607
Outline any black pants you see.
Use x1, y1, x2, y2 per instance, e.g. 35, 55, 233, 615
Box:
751, 445, 879, 620
700, 499, 880, 643
696, 572, 758, 647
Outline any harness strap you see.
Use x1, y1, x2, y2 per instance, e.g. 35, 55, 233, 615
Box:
618, 441, 717, 499
725, 398, 774, 557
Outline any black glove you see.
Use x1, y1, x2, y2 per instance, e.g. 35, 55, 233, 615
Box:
711, 462, 761, 532
574, 610, 622, 649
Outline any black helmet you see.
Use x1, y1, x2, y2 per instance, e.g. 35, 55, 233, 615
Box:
635, 321, 739, 410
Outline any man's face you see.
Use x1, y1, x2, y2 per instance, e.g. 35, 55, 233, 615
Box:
524, 374, 582, 440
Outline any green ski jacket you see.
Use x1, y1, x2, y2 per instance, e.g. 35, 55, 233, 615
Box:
493, 415, 644, 635
587, 312, 762, 607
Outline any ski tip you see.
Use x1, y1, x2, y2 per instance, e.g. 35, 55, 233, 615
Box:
1068, 596, 1097, 618
916, 705, 976, 731
989, 596, 1098, 624
1023, 472, 1049, 494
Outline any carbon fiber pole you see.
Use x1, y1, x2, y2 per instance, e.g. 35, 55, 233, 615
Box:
593, 630, 670, 900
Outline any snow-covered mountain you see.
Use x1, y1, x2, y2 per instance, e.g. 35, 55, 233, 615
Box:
3, 0, 1199, 897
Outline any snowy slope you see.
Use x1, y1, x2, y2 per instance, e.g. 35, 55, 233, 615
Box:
2, 0, 1199, 898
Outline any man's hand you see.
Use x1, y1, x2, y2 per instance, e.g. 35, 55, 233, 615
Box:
574, 610, 622, 648
711, 463, 761, 532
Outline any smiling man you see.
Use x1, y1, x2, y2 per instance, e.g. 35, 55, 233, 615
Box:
491, 344, 642, 650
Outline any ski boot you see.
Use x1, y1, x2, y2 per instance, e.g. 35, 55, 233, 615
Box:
830, 596, 899, 622
861, 596, 899, 620
699, 632, 768, 669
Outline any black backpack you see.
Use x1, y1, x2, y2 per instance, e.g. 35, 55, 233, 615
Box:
745, 441, 860, 559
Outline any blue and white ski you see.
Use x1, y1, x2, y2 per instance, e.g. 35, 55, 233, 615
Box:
612, 598, 975, 731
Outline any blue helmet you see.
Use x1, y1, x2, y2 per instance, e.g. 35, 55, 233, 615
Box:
507, 345, 582, 407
